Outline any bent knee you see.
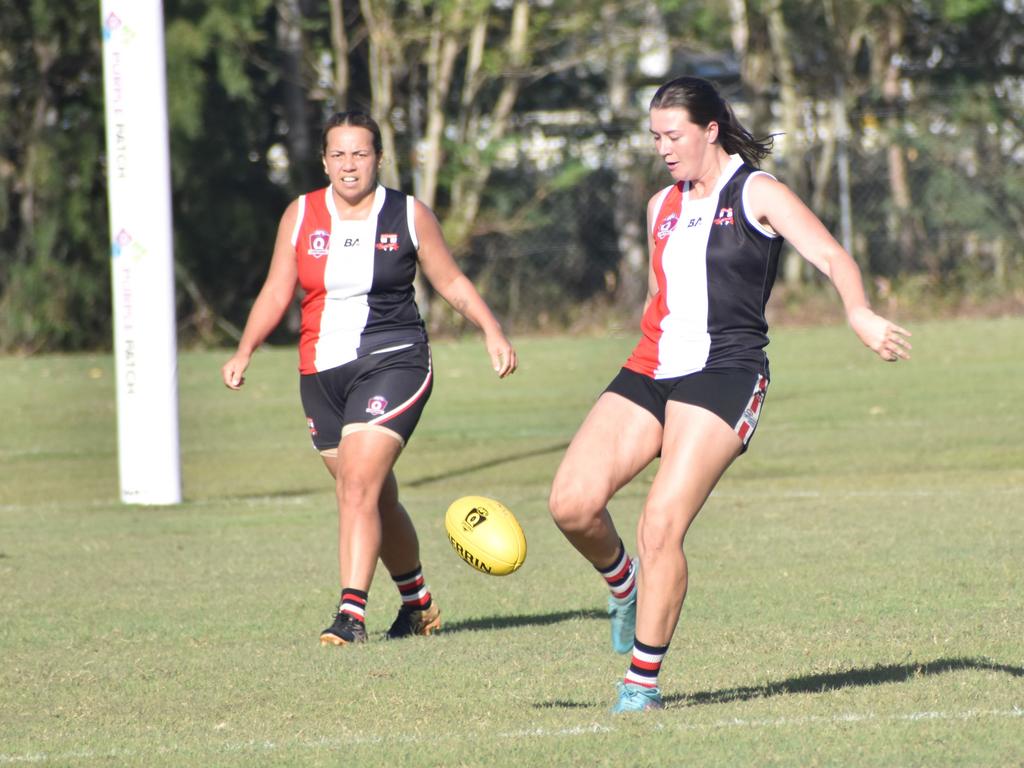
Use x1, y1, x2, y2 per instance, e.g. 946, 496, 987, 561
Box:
549, 476, 607, 531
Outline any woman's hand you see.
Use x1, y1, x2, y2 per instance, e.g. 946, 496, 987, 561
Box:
221, 351, 252, 389
848, 307, 912, 362
485, 330, 518, 378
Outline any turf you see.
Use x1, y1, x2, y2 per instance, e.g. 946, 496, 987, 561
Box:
1, 317, 1022, 766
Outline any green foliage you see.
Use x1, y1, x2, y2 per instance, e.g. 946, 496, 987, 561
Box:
0, 255, 111, 352
1, 0, 1022, 352
0, 0, 109, 351
164, 19, 212, 139
939, 0, 997, 22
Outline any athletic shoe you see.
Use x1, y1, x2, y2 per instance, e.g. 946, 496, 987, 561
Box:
385, 603, 441, 639
607, 589, 637, 654
319, 612, 367, 646
611, 682, 664, 713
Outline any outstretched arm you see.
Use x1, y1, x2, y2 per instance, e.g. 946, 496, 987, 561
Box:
221, 200, 301, 388
746, 174, 912, 362
413, 200, 517, 377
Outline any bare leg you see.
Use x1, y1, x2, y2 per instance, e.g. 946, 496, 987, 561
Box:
549, 392, 662, 568
377, 471, 421, 576
634, 402, 743, 645
320, 451, 418, 577
333, 430, 404, 592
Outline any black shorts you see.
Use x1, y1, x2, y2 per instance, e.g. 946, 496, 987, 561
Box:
300, 343, 433, 450
605, 367, 769, 451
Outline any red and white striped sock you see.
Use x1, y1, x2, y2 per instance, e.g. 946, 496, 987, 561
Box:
597, 540, 637, 602
339, 588, 368, 623
624, 638, 669, 689
391, 565, 432, 611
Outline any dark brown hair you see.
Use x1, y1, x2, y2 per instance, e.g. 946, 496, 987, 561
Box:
321, 110, 383, 156
650, 76, 774, 166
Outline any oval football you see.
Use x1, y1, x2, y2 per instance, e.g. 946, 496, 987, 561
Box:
445, 495, 527, 576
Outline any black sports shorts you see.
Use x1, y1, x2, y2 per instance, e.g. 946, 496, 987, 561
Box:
300, 343, 433, 450
604, 367, 769, 451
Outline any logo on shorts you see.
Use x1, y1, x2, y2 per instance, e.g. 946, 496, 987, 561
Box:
308, 230, 330, 258
741, 408, 757, 430
656, 213, 679, 240
306, 417, 318, 436
366, 395, 389, 416
376, 233, 399, 251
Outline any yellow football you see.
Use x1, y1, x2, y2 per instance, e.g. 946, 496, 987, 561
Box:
444, 495, 527, 576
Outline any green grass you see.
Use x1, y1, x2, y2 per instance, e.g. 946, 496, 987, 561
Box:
1, 316, 1022, 766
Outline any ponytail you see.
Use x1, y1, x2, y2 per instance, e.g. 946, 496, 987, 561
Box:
650, 77, 775, 167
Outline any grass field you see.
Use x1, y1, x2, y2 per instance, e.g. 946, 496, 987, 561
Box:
1, 316, 1022, 767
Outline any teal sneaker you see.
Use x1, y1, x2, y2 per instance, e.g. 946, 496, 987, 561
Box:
607, 590, 637, 654
612, 682, 664, 713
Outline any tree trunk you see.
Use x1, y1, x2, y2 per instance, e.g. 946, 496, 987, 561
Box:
444, 0, 529, 252
360, 0, 400, 188
764, 0, 809, 288
730, 0, 774, 141
327, 0, 350, 111
875, 6, 921, 275
418, 2, 464, 208
276, 0, 313, 192
602, 3, 647, 311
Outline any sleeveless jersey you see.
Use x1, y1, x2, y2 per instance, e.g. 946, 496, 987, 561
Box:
625, 156, 783, 379
291, 185, 427, 374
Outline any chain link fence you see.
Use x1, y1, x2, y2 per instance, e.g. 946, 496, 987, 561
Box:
445, 91, 1022, 333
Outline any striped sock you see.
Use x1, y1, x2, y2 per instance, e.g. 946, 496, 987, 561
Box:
597, 540, 637, 601
339, 588, 368, 623
391, 565, 433, 610
624, 638, 669, 689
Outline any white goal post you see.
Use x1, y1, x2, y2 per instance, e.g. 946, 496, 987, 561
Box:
100, 1, 182, 505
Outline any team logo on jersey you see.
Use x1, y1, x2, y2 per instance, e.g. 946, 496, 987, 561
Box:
376, 233, 399, 252
713, 207, 735, 226
656, 213, 679, 240
306, 417, 318, 437
308, 229, 331, 258
366, 395, 389, 416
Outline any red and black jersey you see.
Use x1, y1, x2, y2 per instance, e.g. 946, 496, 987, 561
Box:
291, 185, 427, 374
625, 156, 783, 379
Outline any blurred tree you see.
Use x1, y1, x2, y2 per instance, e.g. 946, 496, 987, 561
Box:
1, 0, 1020, 352
163, 0, 291, 344
0, 0, 109, 351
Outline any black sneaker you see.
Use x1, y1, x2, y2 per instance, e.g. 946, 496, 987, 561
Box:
385, 603, 441, 639
319, 612, 367, 646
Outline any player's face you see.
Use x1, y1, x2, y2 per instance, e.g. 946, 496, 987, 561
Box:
649, 107, 718, 182
322, 125, 380, 204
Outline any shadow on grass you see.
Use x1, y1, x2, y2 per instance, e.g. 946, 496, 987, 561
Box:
534, 656, 1023, 710
405, 442, 570, 488
443, 608, 605, 634
206, 442, 570, 501
666, 656, 1024, 707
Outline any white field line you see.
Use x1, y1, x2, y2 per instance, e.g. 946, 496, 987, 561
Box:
1, 706, 1021, 764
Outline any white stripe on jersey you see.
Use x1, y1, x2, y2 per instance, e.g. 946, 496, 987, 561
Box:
406, 195, 419, 250
657, 193, 713, 378
741, 170, 782, 238
290, 195, 306, 246
312, 186, 388, 371
655, 155, 745, 378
